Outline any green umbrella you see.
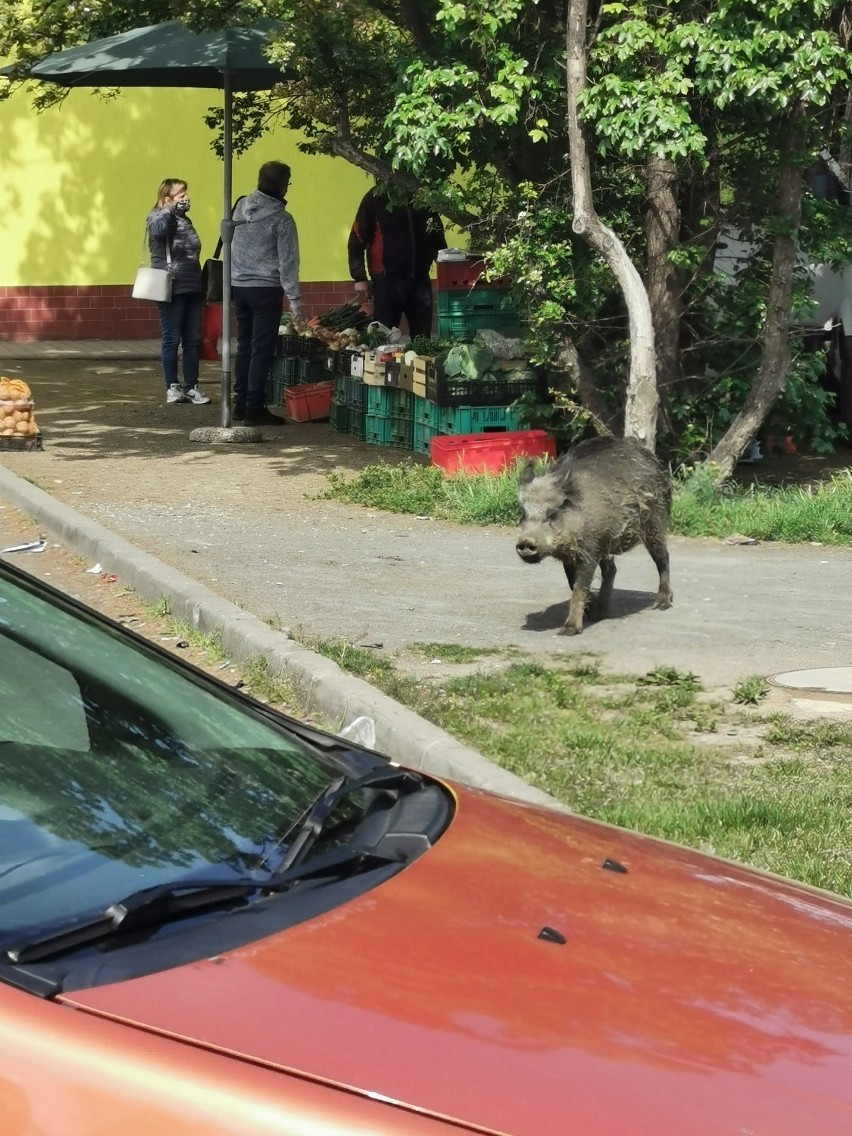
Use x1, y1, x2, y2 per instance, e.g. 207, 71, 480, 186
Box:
8, 20, 288, 429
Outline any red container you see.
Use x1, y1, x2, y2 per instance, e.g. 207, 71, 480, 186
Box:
284, 379, 334, 422
199, 302, 222, 361
436, 258, 510, 291
430, 429, 555, 475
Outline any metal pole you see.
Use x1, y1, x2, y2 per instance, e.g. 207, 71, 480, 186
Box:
220, 69, 233, 428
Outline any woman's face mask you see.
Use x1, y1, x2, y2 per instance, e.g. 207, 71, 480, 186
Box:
175, 198, 191, 215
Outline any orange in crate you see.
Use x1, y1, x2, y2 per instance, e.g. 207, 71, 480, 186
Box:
431, 429, 555, 475
284, 379, 335, 422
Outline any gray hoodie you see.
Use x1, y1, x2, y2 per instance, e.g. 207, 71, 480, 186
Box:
231, 190, 301, 312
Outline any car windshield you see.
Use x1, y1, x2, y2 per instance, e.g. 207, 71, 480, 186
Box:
0, 566, 351, 940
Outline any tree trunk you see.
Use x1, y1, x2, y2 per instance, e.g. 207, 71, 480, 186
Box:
645, 156, 683, 410
552, 334, 619, 435
708, 113, 805, 480
565, 0, 658, 448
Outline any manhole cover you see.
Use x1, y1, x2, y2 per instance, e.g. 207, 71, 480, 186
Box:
767, 667, 852, 703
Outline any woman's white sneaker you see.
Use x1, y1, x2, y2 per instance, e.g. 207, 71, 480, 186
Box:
184, 387, 211, 405
166, 383, 188, 403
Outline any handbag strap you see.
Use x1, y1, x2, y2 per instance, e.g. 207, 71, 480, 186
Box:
141, 219, 172, 269
212, 195, 247, 259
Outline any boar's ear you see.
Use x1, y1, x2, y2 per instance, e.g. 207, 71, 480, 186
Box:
554, 466, 579, 505
518, 460, 537, 489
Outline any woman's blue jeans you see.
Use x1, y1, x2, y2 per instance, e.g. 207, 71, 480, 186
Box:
156, 292, 202, 389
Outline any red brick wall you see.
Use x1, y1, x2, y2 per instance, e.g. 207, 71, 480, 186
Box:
0, 281, 358, 342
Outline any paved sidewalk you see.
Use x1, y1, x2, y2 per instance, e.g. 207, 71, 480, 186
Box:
0, 339, 162, 360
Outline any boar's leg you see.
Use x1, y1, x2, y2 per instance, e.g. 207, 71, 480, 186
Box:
559, 560, 597, 636
644, 526, 673, 610
596, 556, 617, 617
561, 560, 576, 590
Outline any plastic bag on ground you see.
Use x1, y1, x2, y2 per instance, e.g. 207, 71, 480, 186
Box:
338, 715, 377, 749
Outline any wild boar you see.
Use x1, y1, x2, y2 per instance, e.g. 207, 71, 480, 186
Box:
516, 436, 673, 635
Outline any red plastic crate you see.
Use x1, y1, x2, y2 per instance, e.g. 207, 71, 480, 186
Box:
284, 379, 334, 422
436, 258, 509, 291
430, 429, 555, 474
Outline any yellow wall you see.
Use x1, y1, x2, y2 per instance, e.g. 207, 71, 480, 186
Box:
0, 84, 375, 285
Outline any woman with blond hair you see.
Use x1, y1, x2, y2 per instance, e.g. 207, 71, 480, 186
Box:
145, 178, 210, 405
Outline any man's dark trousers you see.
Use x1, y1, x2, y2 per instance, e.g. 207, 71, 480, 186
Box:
232, 286, 283, 414
372, 275, 434, 338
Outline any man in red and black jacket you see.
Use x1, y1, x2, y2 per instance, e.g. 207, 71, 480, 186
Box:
348, 187, 446, 337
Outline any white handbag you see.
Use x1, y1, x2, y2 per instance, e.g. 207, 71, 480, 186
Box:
132, 225, 173, 302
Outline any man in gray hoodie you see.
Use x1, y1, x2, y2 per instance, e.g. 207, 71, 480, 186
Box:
231, 161, 303, 426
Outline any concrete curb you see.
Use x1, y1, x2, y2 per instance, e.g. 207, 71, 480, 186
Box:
0, 465, 560, 809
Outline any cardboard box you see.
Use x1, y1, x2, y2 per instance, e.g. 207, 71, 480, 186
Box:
412, 356, 436, 399
398, 361, 415, 393
363, 351, 385, 387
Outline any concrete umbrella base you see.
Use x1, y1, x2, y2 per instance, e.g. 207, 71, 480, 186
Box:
188, 426, 263, 444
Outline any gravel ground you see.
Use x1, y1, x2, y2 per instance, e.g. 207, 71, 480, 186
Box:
2, 355, 852, 688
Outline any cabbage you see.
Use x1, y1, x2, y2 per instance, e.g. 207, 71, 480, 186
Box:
442, 344, 495, 380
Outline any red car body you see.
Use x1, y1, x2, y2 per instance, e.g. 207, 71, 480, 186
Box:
3, 557, 852, 1135
3, 786, 851, 1135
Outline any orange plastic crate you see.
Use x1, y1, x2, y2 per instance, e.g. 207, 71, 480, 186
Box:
431, 429, 555, 475
284, 379, 334, 422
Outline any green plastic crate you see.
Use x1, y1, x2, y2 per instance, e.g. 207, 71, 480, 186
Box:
413, 421, 441, 457
436, 288, 513, 316
329, 398, 350, 434
298, 337, 326, 362
348, 405, 367, 440
297, 358, 328, 384
366, 386, 414, 418
413, 395, 441, 428
365, 412, 414, 449
437, 404, 522, 435
265, 356, 299, 405
437, 309, 522, 340
344, 375, 367, 412
391, 387, 414, 418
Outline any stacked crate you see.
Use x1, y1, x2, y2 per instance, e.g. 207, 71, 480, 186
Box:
416, 257, 528, 454
264, 330, 328, 409
365, 377, 414, 450
435, 259, 521, 340
264, 330, 301, 409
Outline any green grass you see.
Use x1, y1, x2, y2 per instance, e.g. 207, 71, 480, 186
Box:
322, 459, 852, 544
308, 637, 852, 896
409, 642, 510, 662
732, 675, 769, 705
672, 470, 852, 544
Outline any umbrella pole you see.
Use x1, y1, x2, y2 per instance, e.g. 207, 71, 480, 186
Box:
220, 69, 233, 428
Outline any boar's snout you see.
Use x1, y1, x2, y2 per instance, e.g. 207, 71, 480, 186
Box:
516, 536, 543, 564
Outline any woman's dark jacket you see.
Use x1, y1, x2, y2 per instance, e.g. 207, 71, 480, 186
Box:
146, 208, 202, 296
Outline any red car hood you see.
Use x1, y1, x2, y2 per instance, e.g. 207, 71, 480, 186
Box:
63, 787, 852, 1135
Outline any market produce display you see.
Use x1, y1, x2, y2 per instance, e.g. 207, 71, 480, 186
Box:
0, 377, 38, 439
284, 300, 372, 351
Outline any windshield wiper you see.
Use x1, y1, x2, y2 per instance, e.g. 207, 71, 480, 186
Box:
274, 765, 416, 874
6, 766, 415, 966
